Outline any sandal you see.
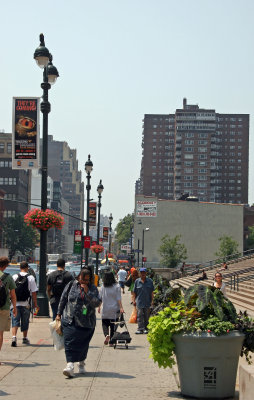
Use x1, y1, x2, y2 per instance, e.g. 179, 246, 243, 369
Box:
104, 335, 110, 345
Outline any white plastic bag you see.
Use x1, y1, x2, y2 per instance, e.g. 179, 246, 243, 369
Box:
49, 320, 64, 351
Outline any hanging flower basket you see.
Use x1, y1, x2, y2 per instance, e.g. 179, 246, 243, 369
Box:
91, 244, 104, 254
107, 253, 114, 259
24, 208, 65, 231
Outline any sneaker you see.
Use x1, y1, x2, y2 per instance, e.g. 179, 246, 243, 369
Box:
135, 330, 143, 334
11, 337, 17, 347
22, 337, 30, 345
63, 362, 74, 378
143, 330, 148, 334
78, 361, 86, 374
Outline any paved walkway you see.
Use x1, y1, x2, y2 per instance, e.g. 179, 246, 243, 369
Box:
0, 290, 242, 399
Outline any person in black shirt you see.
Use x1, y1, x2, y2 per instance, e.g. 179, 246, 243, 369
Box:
47, 259, 74, 320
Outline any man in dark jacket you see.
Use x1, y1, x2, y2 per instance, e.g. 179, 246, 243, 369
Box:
47, 259, 74, 320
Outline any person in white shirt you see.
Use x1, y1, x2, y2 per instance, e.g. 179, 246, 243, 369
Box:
117, 266, 127, 294
11, 261, 38, 347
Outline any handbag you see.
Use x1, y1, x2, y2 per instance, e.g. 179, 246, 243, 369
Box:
125, 276, 132, 288
129, 306, 137, 323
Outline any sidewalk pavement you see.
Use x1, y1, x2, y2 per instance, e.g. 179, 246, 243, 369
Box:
0, 290, 242, 400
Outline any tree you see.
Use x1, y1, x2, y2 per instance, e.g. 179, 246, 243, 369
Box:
1, 215, 39, 260
158, 234, 187, 268
215, 235, 239, 261
115, 214, 133, 250
245, 225, 254, 250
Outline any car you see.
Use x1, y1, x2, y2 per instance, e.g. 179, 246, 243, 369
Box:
46, 264, 58, 275
28, 263, 39, 272
5, 266, 20, 276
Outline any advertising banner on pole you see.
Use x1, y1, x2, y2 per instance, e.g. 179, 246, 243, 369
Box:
73, 229, 82, 254
84, 235, 91, 249
89, 202, 97, 227
103, 227, 109, 242
12, 97, 40, 169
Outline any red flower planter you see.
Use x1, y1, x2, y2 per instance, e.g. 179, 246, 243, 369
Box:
24, 208, 64, 231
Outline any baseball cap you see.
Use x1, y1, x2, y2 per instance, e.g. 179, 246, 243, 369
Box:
140, 268, 147, 272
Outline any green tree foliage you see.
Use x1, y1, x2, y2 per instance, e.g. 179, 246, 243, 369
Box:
115, 214, 133, 249
245, 225, 254, 250
215, 235, 239, 261
158, 234, 187, 268
1, 215, 39, 260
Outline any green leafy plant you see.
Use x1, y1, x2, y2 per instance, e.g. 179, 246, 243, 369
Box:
147, 284, 254, 368
158, 234, 187, 268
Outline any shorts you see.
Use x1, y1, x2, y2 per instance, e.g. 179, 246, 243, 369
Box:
11, 306, 30, 332
119, 281, 125, 289
0, 309, 11, 332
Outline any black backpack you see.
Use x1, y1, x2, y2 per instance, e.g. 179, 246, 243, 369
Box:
15, 274, 30, 301
51, 271, 68, 298
0, 273, 9, 308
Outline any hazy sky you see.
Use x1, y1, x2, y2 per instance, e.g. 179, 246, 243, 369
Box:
1, 1, 253, 227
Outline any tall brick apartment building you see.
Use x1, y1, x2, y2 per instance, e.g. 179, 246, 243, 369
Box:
138, 99, 249, 204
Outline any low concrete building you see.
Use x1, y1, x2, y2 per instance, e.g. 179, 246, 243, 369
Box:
134, 195, 244, 266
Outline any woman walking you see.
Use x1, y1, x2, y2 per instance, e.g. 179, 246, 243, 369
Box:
56, 268, 101, 377
98, 271, 124, 346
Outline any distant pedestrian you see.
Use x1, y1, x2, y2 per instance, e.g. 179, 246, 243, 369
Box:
194, 269, 208, 282
56, 268, 101, 377
0, 257, 17, 362
47, 258, 74, 320
11, 261, 38, 347
98, 271, 124, 346
133, 268, 154, 334
180, 262, 185, 277
117, 266, 127, 294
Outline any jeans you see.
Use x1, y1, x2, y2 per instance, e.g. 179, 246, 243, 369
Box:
102, 319, 116, 339
11, 306, 30, 332
50, 301, 59, 321
137, 307, 150, 331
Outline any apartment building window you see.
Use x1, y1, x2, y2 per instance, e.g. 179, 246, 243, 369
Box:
0, 143, 4, 153
198, 147, 207, 152
198, 140, 208, 145
153, 125, 157, 128
184, 168, 193, 173
198, 133, 208, 138
198, 161, 207, 166
198, 183, 207, 188
185, 140, 194, 145
152, 139, 157, 142
184, 182, 193, 187
0, 160, 12, 167
184, 161, 193, 166
199, 155, 207, 159
238, 138, 242, 142
184, 154, 193, 159
198, 176, 207, 180
185, 147, 193, 152
3, 210, 16, 218
185, 133, 194, 138
7, 143, 12, 154
198, 169, 207, 173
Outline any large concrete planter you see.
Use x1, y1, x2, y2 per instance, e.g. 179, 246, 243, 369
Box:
173, 331, 245, 399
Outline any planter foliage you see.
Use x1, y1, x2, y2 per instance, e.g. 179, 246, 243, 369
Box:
147, 283, 254, 368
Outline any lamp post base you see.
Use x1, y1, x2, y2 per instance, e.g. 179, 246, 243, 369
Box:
37, 293, 50, 317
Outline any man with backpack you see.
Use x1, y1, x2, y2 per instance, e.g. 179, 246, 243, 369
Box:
0, 257, 17, 361
47, 258, 74, 320
11, 261, 38, 347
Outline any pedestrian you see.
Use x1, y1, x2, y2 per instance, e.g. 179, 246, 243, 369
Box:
194, 269, 208, 282
0, 257, 17, 362
133, 268, 154, 334
11, 261, 38, 347
56, 268, 101, 378
214, 272, 227, 297
47, 258, 74, 320
98, 271, 124, 346
129, 269, 139, 304
180, 262, 185, 277
117, 265, 127, 294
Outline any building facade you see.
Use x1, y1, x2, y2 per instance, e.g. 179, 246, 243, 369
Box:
138, 99, 249, 204
134, 194, 244, 266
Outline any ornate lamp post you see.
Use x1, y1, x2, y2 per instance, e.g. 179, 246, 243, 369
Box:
108, 213, 113, 253
33, 33, 59, 316
85, 155, 93, 266
96, 180, 104, 275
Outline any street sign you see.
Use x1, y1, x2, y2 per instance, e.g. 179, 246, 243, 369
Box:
84, 236, 91, 249
73, 229, 82, 254
134, 249, 142, 253
121, 244, 131, 252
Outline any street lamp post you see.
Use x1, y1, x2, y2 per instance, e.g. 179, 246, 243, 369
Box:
142, 228, 150, 267
96, 180, 104, 275
108, 213, 113, 253
34, 33, 59, 316
85, 155, 93, 266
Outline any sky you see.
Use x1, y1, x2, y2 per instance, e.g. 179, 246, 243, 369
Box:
0, 0, 254, 228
